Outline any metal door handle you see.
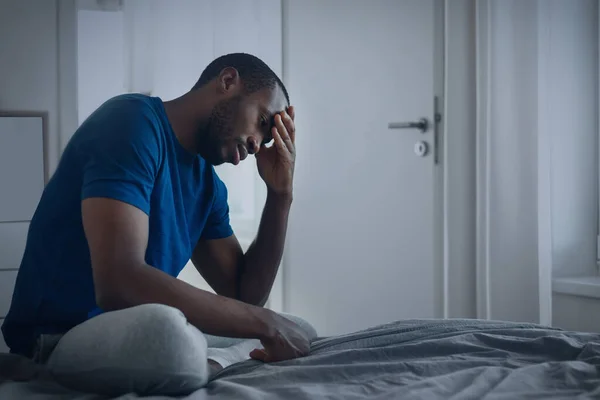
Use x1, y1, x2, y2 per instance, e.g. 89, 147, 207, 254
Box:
388, 118, 429, 133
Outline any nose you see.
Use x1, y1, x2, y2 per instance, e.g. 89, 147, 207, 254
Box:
247, 137, 260, 155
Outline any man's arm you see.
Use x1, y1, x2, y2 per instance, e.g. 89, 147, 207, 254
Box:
192, 107, 296, 306
192, 191, 292, 306
83, 197, 277, 339
85, 197, 310, 362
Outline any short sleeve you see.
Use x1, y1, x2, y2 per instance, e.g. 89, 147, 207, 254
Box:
201, 172, 234, 240
80, 99, 162, 215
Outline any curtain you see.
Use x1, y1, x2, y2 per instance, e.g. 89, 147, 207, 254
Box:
475, 0, 598, 325
476, 0, 541, 323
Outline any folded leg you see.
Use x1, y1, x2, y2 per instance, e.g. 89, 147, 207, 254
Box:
47, 303, 209, 396
46, 304, 318, 395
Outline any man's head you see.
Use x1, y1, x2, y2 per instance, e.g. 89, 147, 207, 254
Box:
190, 53, 290, 166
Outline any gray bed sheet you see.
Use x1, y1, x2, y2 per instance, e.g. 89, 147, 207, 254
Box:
1, 319, 600, 399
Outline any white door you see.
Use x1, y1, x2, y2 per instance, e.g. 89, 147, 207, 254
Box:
284, 0, 443, 336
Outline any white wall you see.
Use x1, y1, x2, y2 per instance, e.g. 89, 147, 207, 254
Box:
543, 0, 600, 332
0, 0, 61, 174
540, 0, 598, 279
553, 293, 600, 332
77, 7, 126, 123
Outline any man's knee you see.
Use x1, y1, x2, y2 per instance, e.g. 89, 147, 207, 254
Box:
48, 304, 209, 396
51, 304, 203, 366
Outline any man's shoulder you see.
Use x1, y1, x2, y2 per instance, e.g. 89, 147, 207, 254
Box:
100, 93, 163, 124
75, 94, 166, 149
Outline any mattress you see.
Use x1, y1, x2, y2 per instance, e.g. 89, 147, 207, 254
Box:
1, 319, 599, 399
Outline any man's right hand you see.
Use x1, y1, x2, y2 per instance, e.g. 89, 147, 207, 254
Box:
249, 312, 311, 363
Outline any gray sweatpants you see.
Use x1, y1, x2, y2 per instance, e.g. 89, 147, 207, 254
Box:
40, 304, 317, 397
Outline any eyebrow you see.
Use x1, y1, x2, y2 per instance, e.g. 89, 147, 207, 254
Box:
263, 106, 279, 117
261, 108, 278, 129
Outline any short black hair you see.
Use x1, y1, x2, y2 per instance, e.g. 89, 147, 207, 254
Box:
192, 53, 289, 105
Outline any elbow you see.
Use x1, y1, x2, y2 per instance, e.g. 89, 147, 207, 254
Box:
92, 266, 128, 311
237, 272, 270, 307
95, 290, 120, 312
94, 283, 122, 312
238, 287, 269, 307
249, 289, 269, 307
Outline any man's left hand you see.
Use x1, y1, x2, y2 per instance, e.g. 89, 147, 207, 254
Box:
256, 106, 296, 197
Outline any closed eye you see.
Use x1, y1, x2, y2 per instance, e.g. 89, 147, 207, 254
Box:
260, 115, 273, 146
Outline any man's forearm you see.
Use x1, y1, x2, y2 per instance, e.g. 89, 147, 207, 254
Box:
97, 261, 277, 340
239, 190, 292, 306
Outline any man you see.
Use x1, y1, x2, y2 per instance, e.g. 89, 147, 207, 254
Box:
2, 53, 315, 395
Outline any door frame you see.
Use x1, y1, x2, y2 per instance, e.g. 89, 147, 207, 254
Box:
442, 0, 477, 319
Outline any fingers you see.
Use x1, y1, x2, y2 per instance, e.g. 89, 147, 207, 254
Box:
272, 127, 287, 152
250, 348, 269, 362
287, 106, 295, 121
275, 112, 295, 149
284, 107, 296, 145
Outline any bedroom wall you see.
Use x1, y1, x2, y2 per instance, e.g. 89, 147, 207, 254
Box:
553, 294, 600, 333
77, 4, 126, 123
0, 0, 61, 175
0, 0, 69, 353
545, 0, 600, 333
541, 0, 598, 280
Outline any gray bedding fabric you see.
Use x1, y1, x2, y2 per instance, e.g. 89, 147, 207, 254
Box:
1, 318, 600, 399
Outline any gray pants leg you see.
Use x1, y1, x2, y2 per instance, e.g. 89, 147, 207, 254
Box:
45, 304, 316, 397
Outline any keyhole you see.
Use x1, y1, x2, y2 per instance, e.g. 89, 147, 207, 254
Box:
414, 141, 428, 157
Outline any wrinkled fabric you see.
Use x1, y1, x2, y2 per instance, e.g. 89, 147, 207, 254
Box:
1, 319, 600, 399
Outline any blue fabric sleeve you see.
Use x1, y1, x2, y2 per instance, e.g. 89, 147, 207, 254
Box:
80, 103, 161, 215
201, 172, 234, 240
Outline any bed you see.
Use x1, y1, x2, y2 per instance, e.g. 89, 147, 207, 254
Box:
1, 319, 599, 399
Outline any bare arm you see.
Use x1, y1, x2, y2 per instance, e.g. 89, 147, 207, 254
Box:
193, 191, 291, 306
83, 197, 277, 339
192, 107, 296, 306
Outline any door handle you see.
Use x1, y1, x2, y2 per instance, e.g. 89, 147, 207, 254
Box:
388, 118, 429, 133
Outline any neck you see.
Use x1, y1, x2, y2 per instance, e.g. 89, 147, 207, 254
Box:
163, 89, 212, 154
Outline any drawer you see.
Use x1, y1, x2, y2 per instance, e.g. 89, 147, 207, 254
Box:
0, 319, 7, 353
0, 222, 29, 270
0, 116, 45, 222
0, 270, 18, 318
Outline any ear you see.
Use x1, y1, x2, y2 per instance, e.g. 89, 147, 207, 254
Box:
217, 67, 241, 94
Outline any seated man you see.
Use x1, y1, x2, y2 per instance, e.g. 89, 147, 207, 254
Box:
2, 53, 316, 396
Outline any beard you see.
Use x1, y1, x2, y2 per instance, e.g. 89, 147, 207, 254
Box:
197, 96, 242, 166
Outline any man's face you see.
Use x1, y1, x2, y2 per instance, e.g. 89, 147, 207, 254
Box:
198, 86, 288, 166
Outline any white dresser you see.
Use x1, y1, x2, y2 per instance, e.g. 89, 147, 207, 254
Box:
0, 115, 46, 353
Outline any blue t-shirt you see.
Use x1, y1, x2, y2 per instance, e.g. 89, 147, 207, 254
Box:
2, 94, 233, 355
